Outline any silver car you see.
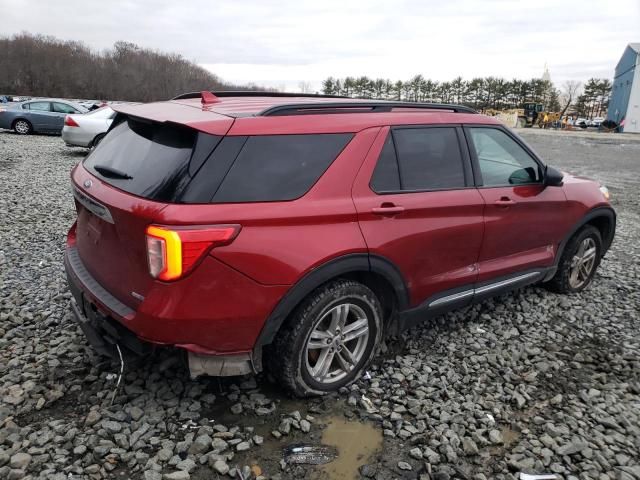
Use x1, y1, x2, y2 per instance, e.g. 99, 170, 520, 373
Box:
0, 99, 88, 134
62, 107, 116, 148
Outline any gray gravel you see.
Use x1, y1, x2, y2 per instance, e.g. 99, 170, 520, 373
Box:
0, 129, 639, 480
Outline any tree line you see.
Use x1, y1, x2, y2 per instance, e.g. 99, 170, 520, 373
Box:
0, 32, 249, 102
322, 75, 612, 117
574, 78, 612, 118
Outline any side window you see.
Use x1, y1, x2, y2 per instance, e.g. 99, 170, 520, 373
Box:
370, 133, 400, 192
393, 127, 466, 190
468, 128, 542, 186
212, 133, 353, 202
26, 102, 51, 112
52, 102, 78, 114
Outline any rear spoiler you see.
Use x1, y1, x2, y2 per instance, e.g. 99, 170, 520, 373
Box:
110, 102, 234, 136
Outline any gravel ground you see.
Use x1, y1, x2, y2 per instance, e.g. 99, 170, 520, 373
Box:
0, 129, 638, 480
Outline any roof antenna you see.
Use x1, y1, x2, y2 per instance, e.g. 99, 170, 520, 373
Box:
201, 91, 220, 105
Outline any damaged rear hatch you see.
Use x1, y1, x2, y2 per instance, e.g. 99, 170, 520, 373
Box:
70, 103, 232, 311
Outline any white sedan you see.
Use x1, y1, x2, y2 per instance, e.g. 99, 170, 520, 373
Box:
62, 107, 116, 148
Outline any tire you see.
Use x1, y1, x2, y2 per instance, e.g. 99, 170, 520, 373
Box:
92, 133, 105, 148
13, 119, 32, 135
547, 225, 602, 294
269, 279, 383, 397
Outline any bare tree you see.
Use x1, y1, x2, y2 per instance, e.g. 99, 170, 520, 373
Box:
298, 81, 313, 94
559, 80, 582, 117
0, 32, 256, 101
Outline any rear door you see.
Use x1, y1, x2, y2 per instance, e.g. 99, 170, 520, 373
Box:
464, 126, 569, 282
52, 102, 80, 131
24, 101, 53, 130
353, 125, 485, 310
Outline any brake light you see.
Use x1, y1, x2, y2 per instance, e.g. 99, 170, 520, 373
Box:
145, 225, 240, 281
65, 116, 79, 127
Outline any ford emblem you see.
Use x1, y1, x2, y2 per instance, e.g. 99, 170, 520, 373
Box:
84, 179, 92, 188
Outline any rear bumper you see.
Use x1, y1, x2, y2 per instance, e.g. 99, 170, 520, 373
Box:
65, 247, 152, 357
65, 246, 261, 375
64, 232, 289, 357
62, 126, 92, 147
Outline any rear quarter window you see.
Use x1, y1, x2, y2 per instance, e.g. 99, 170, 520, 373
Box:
210, 133, 353, 203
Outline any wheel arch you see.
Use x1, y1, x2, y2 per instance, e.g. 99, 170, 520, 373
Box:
12, 117, 33, 129
255, 253, 409, 347
91, 132, 106, 148
552, 206, 616, 273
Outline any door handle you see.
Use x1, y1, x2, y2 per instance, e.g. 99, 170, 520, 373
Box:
372, 203, 404, 216
494, 197, 516, 207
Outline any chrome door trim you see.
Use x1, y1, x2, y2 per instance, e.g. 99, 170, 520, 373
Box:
429, 289, 474, 308
474, 271, 541, 295
428, 271, 542, 308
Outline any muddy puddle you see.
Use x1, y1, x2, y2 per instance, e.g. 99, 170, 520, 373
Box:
316, 416, 382, 480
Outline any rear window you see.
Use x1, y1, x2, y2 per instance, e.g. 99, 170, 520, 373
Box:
84, 118, 214, 202
370, 127, 467, 192
52, 102, 79, 114
24, 101, 50, 111
210, 134, 353, 203
393, 127, 466, 190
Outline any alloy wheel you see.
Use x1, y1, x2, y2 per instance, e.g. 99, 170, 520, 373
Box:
569, 237, 597, 289
15, 120, 30, 134
304, 303, 370, 384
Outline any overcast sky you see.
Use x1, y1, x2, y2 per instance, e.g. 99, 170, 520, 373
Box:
1, 0, 638, 91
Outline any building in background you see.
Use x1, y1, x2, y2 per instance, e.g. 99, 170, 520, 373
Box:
607, 43, 640, 133
542, 63, 551, 84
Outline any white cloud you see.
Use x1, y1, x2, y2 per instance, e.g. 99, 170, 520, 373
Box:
1, 0, 638, 90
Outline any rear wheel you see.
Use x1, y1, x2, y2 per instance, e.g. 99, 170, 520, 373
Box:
91, 133, 105, 148
13, 119, 32, 135
547, 225, 602, 293
269, 279, 383, 397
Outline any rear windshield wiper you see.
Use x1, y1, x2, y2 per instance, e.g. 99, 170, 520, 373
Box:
93, 165, 133, 180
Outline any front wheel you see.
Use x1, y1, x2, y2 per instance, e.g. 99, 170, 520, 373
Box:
269, 280, 383, 397
547, 225, 602, 293
13, 119, 32, 135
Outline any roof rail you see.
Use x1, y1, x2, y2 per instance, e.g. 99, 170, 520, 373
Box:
171, 91, 349, 100
259, 102, 477, 116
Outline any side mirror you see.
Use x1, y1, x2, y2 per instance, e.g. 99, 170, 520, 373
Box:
508, 167, 537, 184
544, 166, 564, 187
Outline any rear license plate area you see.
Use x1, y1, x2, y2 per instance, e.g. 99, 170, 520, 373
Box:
82, 295, 104, 324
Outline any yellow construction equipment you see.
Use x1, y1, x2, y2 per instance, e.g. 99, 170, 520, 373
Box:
483, 104, 561, 129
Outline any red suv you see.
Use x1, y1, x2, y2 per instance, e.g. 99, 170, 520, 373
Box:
65, 92, 616, 396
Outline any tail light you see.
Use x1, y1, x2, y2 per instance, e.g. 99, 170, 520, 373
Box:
65, 116, 79, 127
145, 225, 241, 281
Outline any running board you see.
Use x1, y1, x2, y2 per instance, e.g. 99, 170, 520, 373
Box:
431, 271, 542, 308
395, 269, 549, 334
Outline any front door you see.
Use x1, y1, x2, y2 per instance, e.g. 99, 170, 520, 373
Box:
464, 126, 570, 283
352, 126, 485, 309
